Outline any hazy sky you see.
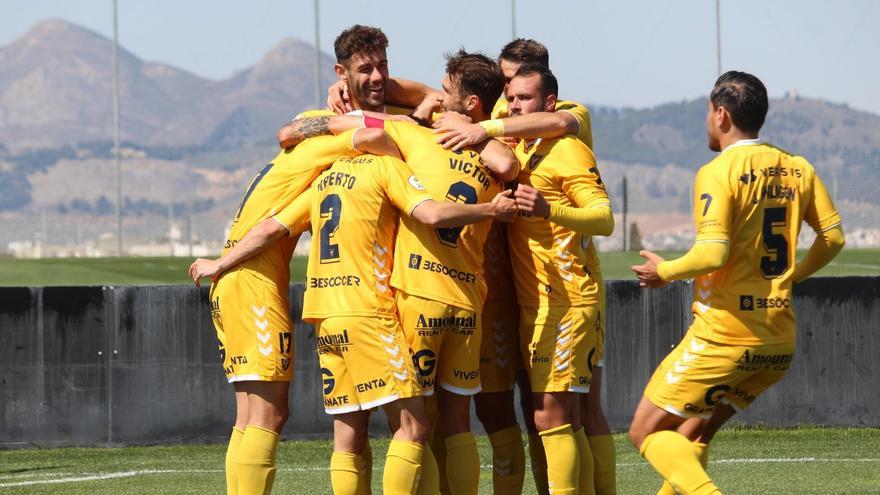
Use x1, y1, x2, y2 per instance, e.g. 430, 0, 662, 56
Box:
4, 0, 879, 114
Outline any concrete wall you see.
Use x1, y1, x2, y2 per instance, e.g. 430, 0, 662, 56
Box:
0, 277, 877, 447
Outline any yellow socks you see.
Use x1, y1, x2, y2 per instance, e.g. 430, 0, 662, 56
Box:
331, 451, 362, 495
226, 427, 245, 495
236, 425, 279, 495
641, 431, 721, 495
656, 441, 709, 495
444, 432, 480, 495
431, 426, 450, 494
528, 431, 549, 495
574, 428, 596, 495
539, 424, 579, 495
358, 442, 373, 495
416, 443, 440, 495
588, 434, 617, 495
384, 440, 424, 495
487, 425, 525, 494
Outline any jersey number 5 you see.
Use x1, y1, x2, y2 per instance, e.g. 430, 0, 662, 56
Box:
760, 206, 789, 278
436, 181, 478, 248
320, 194, 342, 263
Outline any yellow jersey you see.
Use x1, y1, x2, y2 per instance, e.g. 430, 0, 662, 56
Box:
383, 121, 504, 311
492, 98, 594, 151
273, 154, 432, 322
686, 140, 842, 345
508, 136, 610, 307
220, 131, 359, 286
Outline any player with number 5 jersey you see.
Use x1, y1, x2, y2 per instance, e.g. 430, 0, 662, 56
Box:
629, 71, 844, 495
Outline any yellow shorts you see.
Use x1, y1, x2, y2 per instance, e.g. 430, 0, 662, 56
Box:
644, 331, 795, 418
396, 291, 482, 395
210, 269, 293, 383
519, 305, 598, 393
478, 297, 519, 393
316, 316, 422, 414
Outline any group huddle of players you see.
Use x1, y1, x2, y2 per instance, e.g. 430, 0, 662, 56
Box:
189, 24, 844, 495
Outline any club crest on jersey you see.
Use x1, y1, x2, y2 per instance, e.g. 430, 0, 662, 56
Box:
526, 154, 546, 171
408, 175, 426, 190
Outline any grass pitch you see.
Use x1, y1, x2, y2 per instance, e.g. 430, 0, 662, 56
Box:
0, 249, 876, 286
1, 428, 878, 494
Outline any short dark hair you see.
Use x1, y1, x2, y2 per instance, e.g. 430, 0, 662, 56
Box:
498, 39, 549, 67
710, 71, 768, 134
334, 25, 388, 65
514, 63, 558, 99
445, 49, 505, 112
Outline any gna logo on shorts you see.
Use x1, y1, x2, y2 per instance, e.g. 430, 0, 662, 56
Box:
412, 349, 436, 377
321, 367, 335, 395
704, 384, 731, 406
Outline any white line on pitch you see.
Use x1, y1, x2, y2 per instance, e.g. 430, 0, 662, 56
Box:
4, 458, 880, 487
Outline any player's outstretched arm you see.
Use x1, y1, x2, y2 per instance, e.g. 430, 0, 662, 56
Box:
514, 184, 614, 236
411, 190, 517, 227
188, 219, 290, 287
352, 128, 402, 159
792, 225, 845, 282
278, 115, 366, 149
434, 111, 577, 151
640, 242, 730, 288
471, 139, 519, 182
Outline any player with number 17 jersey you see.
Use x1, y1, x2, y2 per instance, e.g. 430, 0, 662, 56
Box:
211, 131, 359, 383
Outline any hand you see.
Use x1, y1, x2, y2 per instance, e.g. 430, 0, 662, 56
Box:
631, 250, 669, 289
434, 123, 489, 151
327, 80, 352, 114
513, 184, 550, 219
188, 258, 223, 288
491, 189, 517, 222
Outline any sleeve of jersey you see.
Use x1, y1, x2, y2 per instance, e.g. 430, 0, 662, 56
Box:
692, 165, 731, 243
272, 187, 313, 236
381, 158, 432, 215
548, 142, 613, 235
383, 121, 429, 161
804, 171, 842, 233
556, 100, 593, 151
657, 241, 729, 281
291, 128, 361, 169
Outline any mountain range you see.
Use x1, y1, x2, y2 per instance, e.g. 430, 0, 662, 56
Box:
0, 19, 877, 249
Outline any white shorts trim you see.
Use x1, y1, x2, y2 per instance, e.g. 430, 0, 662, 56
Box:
438, 382, 481, 396
569, 386, 591, 394
359, 393, 400, 411
325, 403, 362, 415
227, 374, 262, 383
663, 404, 711, 420
595, 359, 605, 368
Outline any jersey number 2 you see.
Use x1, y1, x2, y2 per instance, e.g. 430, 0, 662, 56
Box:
436, 181, 478, 248
319, 194, 342, 263
760, 206, 789, 278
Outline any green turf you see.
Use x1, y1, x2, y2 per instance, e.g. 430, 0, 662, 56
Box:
1, 428, 878, 494
0, 249, 876, 286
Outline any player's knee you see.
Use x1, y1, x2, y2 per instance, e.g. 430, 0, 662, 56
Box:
627, 423, 645, 450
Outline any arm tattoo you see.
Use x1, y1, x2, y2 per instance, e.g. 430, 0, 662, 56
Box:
289, 116, 331, 142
